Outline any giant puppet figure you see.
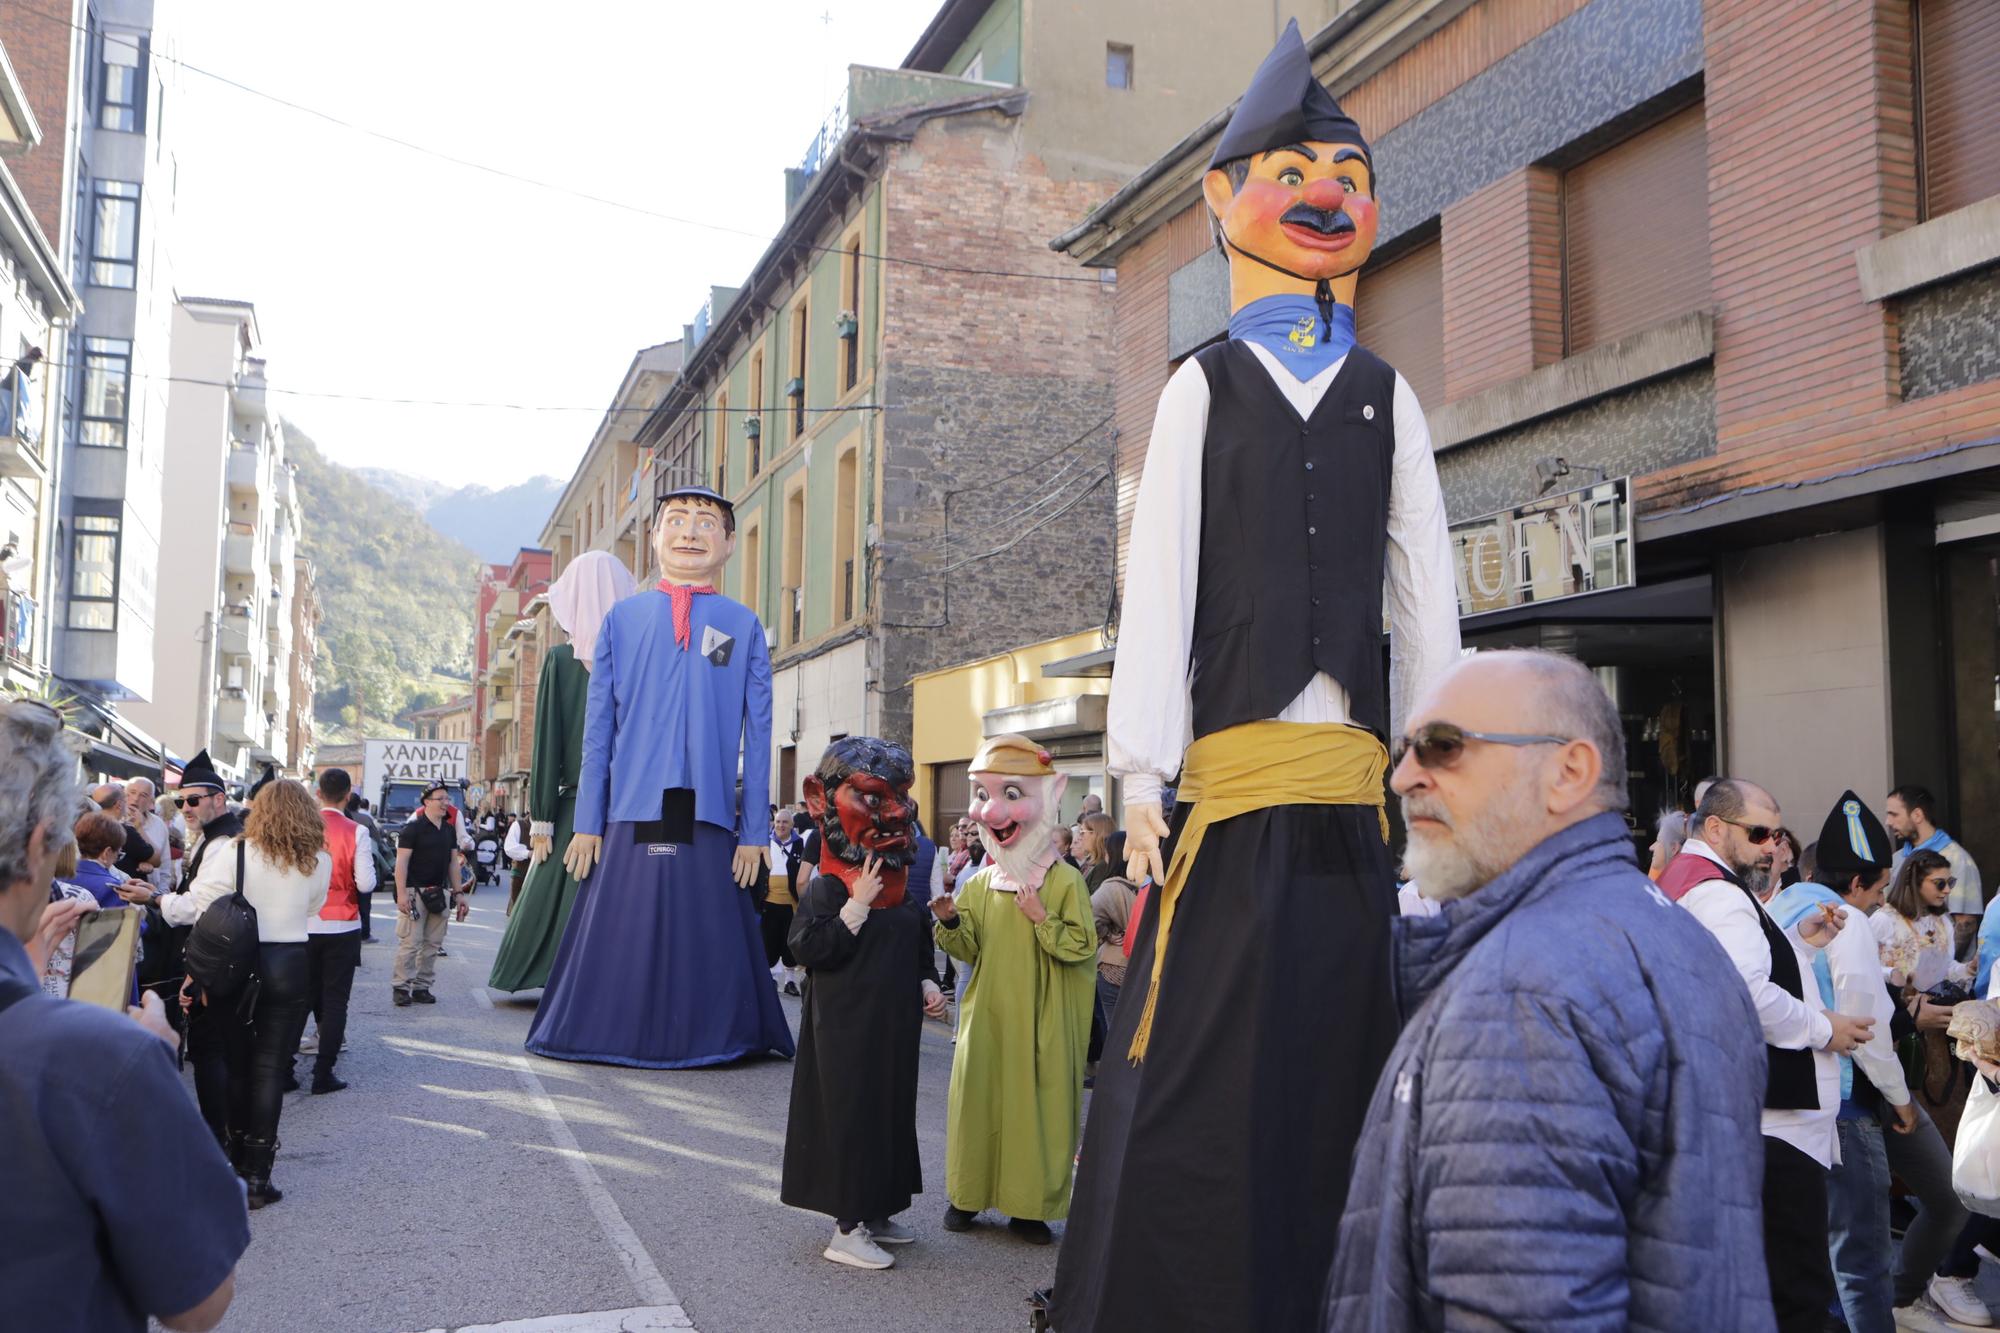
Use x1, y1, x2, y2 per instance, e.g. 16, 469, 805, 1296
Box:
487, 550, 636, 994
780, 736, 947, 1271
1051, 22, 1459, 1332
524, 484, 795, 1069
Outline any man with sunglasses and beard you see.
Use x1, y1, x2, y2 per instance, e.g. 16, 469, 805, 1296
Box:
1668, 779, 1878, 1333
1324, 651, 1773, 1331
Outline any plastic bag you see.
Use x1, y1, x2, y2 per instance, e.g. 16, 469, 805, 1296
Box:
1954, 1075, 2000, 1217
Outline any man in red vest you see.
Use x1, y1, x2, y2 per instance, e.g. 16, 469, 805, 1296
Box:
301, 768, 375, 1094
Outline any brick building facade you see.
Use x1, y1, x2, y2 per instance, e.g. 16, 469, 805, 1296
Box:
1056, 0, 2000, 870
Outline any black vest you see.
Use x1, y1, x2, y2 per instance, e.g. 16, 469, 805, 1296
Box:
1726, 872, 1820, 1112
1189, 340, 1395, 740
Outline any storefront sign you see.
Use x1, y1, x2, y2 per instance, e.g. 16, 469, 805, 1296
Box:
1451, 478, 1633, 619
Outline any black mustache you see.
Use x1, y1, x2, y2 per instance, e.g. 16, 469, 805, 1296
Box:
1279, 203, 1356, 235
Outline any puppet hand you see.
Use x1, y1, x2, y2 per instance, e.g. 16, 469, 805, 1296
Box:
529, 834, 552, 867
921, 981, 947, 1020
1014, 882, 1048, 925
733, 844, 768, 889
564, 834, 602, 880
1124, 800, 1169, 886
852, 853, 886, 906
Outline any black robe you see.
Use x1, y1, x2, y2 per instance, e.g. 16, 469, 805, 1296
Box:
780, 874, 935, 1222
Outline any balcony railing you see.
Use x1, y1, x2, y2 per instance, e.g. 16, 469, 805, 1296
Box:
0, 368, 41, 478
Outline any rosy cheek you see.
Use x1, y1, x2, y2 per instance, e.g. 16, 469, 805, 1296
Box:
1236, 181, 1294, 224
1345, 197, 1377, 227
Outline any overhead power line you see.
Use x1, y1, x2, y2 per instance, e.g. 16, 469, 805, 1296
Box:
12, 2, 1111, 286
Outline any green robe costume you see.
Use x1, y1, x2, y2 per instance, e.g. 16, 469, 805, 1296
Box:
487, 643, 590, 992
935, 859, 1097, 1220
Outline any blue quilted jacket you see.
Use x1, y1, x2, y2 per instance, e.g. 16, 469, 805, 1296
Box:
1323, 813, 1774, 1332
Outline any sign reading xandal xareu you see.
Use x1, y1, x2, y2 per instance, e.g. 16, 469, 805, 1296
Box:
362, 739, 470, 793
1451, 478, 1633, 619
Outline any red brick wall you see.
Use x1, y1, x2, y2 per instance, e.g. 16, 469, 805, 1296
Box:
0, 0, 77, 244
1441, 166, 1562, 399
1643, 0, 2000, 510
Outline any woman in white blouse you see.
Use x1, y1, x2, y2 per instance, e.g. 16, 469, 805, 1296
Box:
163, 778, 328, 1209
1872, 849, 1973, 993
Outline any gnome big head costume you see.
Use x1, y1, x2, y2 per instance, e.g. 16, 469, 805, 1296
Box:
1051, 21, 1461, 1333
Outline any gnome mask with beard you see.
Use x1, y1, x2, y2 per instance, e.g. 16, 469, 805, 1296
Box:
804, 736, 919, 908
967, 733, 1069, 892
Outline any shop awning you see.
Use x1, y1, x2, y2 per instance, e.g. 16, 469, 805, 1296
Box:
1040, 647, 1115, 678
982, 692, 1107, 741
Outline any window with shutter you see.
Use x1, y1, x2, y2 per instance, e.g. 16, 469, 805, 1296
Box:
1562, 103, 1711, 356
1917, 0, 2000, 220
1355, 237, 1444, 408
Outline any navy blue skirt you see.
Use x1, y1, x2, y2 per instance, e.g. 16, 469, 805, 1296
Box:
525, 820, 796, 1069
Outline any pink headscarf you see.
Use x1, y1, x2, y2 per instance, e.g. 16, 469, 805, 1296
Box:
547, 551, 636, 669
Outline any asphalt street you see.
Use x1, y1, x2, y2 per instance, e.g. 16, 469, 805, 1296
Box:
202, 887, 1060, 1333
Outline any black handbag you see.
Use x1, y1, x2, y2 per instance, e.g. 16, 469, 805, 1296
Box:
416, 884, 449, 915
182, 841, 260, 1000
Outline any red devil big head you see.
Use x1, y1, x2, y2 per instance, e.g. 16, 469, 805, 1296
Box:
802, 736, 919, 909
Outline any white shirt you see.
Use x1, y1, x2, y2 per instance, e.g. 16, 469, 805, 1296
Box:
504, 820, 532, 865
1108, 345, 1461, 804
163, 841, 331, 944
1676, 838, 1839, 1165
1869, 908, 1969, 991
1827, 904, 1909, 1109
1397, 882, 1441, 918
141, 812, 175, 896
310, 824, 376, 936
769, 837, 793, 879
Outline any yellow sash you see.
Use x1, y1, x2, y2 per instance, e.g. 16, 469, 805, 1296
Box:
1128, 720, 1389, 1062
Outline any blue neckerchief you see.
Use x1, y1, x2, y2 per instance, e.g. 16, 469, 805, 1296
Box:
1768, 882, 1852, 1101
1228, 295, 1355, 383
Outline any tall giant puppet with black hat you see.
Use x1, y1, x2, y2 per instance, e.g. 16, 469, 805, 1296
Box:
1051, 22, 1459, 1332
524, 484, 794, 1068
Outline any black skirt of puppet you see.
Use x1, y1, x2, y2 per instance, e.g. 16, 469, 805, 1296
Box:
1051, 801, 1399, 1333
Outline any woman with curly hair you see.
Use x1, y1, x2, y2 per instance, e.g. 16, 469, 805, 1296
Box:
163, 777, 328, 1207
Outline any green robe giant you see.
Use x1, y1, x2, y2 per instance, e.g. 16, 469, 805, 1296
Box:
487, 642, 591, 992
935, 859, 1097, 1220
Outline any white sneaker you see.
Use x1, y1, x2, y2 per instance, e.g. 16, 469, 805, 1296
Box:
1928, 1275, 1994, 1326
866, 1218, 915, 1245
299, 1031, 319, 1054
823, 1225, 894, 1269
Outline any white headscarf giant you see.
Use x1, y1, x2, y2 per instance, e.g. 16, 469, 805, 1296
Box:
547, 550, 637, 669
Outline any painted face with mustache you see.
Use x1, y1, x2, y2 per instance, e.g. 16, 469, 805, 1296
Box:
1203, 140, 1380, 292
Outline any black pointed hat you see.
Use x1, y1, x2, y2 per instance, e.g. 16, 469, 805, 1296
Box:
1209, 18, 1369, 171
247, 762, 279, 800
178, 748, 226, 794
1814, 789, 1894, 881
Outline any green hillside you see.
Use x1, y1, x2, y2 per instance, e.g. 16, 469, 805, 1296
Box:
286, 420, 482, 743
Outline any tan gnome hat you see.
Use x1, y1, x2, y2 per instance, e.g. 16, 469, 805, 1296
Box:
970, 733, 1056, 777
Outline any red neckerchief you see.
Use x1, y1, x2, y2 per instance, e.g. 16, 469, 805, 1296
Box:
820, 854, 910, 910
657, 581, 715, 650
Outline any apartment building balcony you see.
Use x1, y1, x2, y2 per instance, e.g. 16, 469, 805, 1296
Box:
224, 521, 256, 575
218, 602, 256, 656
268, 520, 294, 573
234, 358, 268, 422
226, 442, 260, 494
788, 64, 999, 209
489, 697, 515, 725
217, 686, 254, 744
0, 369, 44, 479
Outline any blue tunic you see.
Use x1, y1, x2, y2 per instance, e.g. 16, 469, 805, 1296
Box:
527, 587, 793, 1068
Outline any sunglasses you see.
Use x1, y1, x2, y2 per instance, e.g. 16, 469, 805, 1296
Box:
1925, 875, 1959, 890
1714, 816, 1784, 846
1392, 721, 1571, 770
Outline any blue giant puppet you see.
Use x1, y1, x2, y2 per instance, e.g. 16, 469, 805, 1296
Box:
525, 484, 795, 1068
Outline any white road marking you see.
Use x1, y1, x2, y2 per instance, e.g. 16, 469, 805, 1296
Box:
409, 1306, 693, 1332
467, 987, 695, 1329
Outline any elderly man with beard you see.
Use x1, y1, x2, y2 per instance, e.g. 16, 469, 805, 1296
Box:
1325, 650, 1775, 1332
1666, 778, 1877, 1333
780, 738, 947, 1270
932, 734, 1096, 1245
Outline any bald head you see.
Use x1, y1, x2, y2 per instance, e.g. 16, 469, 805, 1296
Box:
1394, 650, 1625, 901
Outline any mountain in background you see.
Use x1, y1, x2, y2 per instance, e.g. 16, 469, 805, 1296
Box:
288, 421, 483, 744
355, 467, 565, 564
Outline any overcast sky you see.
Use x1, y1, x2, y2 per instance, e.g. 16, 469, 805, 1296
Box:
166, 0, 942, 485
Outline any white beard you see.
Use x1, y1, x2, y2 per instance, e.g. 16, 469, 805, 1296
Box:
1404, 767, 1546, 903
980, 807, 1061, 890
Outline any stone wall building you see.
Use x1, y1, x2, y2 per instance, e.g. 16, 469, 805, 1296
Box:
1055, 0, 2000, 870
